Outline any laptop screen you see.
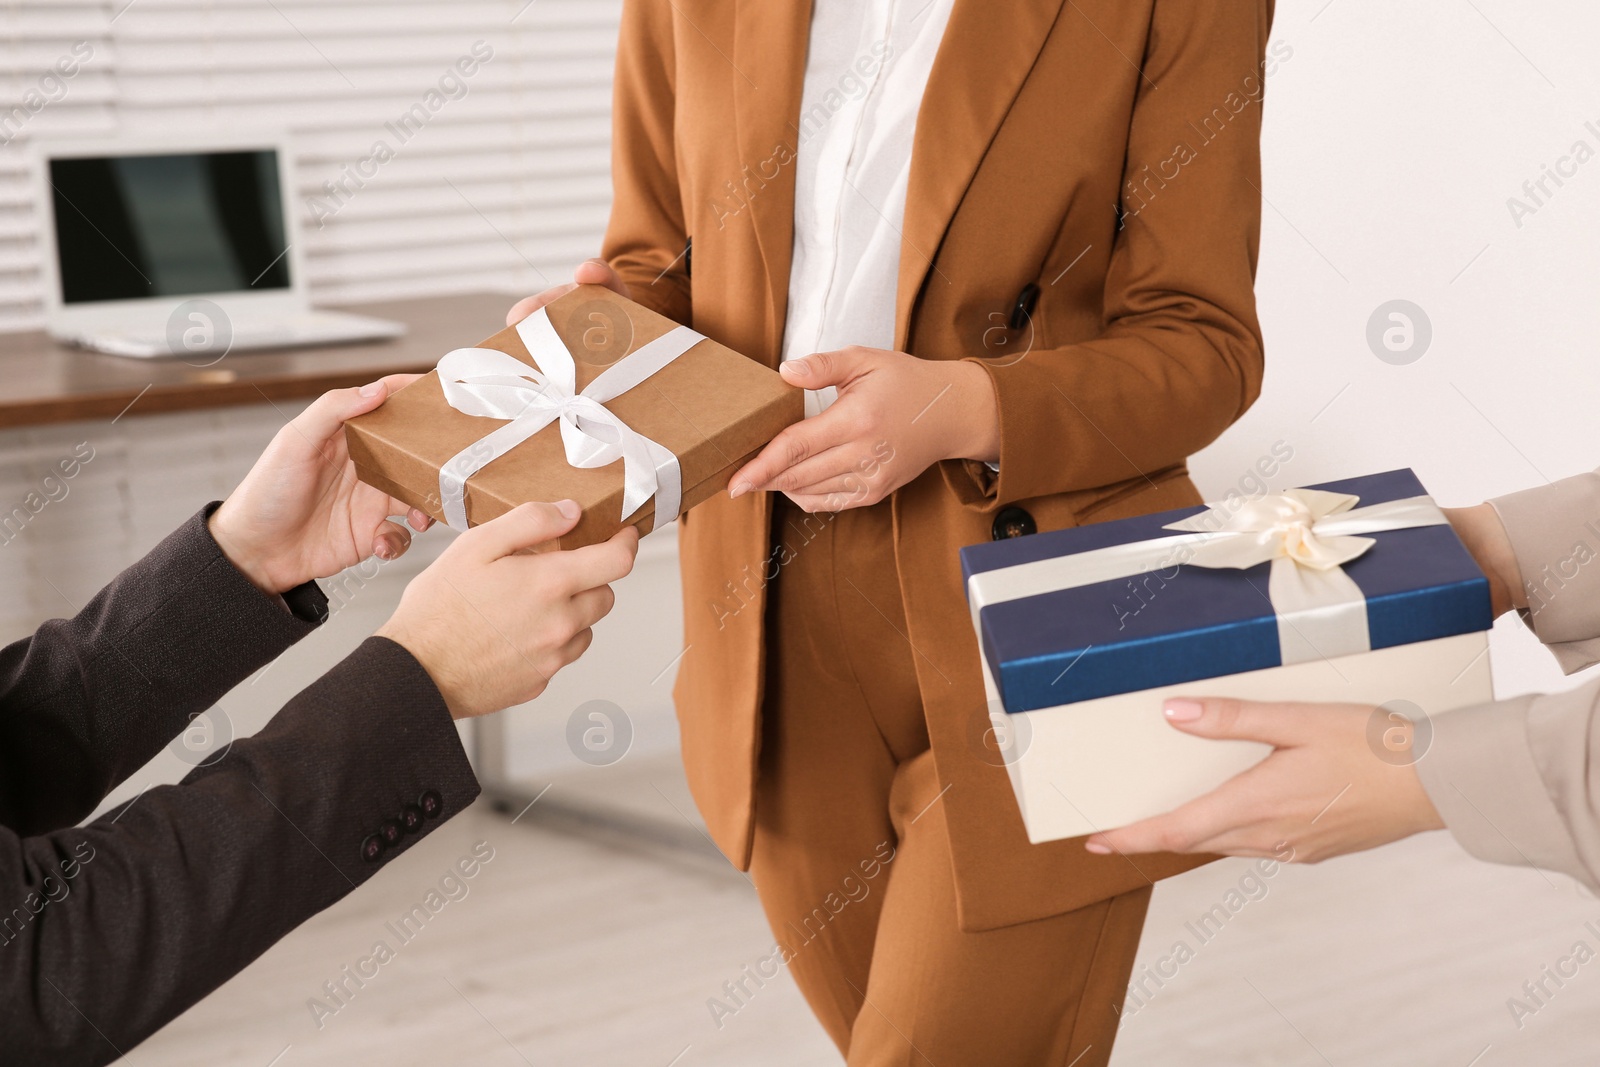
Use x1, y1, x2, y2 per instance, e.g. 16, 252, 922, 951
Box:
49, 149, 291, 304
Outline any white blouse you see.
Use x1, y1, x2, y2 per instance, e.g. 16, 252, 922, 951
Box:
781, 0, 957, 418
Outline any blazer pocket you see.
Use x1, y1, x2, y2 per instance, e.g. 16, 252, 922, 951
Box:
1071, 465, 1199, 527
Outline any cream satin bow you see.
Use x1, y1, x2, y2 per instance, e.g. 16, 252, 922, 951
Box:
1164, 488, 1379, 571
967, 488, 1451, 668
434, 308, 706, 531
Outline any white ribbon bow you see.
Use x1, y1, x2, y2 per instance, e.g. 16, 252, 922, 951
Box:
967, 489, 1450, 668
434, 308, 707, 532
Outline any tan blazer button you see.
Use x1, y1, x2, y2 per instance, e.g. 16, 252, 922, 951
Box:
992, 506, 1037, 541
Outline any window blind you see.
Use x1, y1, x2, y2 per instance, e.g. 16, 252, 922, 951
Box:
0, 0, 623, 333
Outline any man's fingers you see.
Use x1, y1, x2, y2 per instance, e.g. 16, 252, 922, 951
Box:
556, 627, 595, 669
459, 501, 583, 561
569, 584, 618, 630
506, 283, 578, 326
729, 417, 850, 497
1162, 696, 1316, 748
543, 526, 640, 593
378, 495, 434, 533
293, 379, 401, 446
372, 518, 413, 562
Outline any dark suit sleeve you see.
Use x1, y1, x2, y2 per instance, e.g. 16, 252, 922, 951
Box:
0, 505, 323, 834
0, 636, 479, 1065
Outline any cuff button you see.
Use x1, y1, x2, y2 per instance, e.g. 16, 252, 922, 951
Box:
401, 804, 426, 833
419, 790, 443, 819
360, 834, 386, 863
379, 818, 405, 846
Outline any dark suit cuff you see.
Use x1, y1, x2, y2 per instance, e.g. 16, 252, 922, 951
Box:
182, 502, 324, 646
273, 636, 479, 880
281, 579, 330, 625
197, 503, 329, 625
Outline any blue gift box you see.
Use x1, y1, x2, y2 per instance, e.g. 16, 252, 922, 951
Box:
960, 469, 1494, 716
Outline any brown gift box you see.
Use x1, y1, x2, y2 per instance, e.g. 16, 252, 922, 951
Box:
344, 285, 803, 549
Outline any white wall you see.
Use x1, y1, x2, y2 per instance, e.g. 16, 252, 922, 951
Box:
1192, 0, 1600, 703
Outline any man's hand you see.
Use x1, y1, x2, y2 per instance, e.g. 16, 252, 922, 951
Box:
727, 348, 1000, 513
1084, 697, 1446, 864
375, 502, 639, 720
505, 258, 630, 326
210, 376, 433, 596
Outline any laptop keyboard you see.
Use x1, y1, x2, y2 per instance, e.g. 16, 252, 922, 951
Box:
72, 310, 404, 358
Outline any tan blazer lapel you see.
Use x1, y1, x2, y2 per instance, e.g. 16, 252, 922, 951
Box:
732, 0, 814, 360
896, 0, 1069, 350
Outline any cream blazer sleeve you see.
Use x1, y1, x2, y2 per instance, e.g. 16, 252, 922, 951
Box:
1416, 470, 1600, 889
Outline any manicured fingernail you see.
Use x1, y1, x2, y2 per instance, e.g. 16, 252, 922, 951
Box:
782, 359, 808, 377
375, 541, 395, 560
359, 381, 382, 398
1164, 699, 1204, 722
555, 499, 581, 520
1085, 841, 1112, 855
729, 481, 750, 499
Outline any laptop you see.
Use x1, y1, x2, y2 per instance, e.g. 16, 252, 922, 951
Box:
33, 134, 404, 359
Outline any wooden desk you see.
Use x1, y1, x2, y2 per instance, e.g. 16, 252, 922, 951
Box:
0, 292, 517, 428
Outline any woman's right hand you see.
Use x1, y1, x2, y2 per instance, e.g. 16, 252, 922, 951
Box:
505, 258, 631, 326
376, 501, 639, 720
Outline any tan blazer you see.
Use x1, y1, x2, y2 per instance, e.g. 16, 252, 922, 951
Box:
1420, 471, 1600, 893
602, 0, 1275, 930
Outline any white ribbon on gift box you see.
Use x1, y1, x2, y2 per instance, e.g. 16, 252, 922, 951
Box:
433, 307, 707, 531
966, 488, 1452, 669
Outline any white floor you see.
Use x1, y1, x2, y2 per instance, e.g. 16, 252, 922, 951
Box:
133, 765, 1600, 1067
134, 802, 836, 1067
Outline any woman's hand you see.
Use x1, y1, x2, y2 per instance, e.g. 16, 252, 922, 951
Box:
209, 376, 433, 596
1084, 697, 1446, 863
505, 258, 630, 326
728, 348, 1000, 513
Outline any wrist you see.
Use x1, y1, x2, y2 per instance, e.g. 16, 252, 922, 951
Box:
374, 621, 470, 720
208, 504, 287, 598
950, 360, 1001, 464
1444, 503, 1524, 615
1405, 765, 1447, 833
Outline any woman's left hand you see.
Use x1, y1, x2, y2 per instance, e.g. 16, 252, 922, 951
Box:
1084, 697, 1447, 863
728, 347, 1000, 513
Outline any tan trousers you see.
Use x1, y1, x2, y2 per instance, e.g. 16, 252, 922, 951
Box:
749, 499, 1151, 1067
